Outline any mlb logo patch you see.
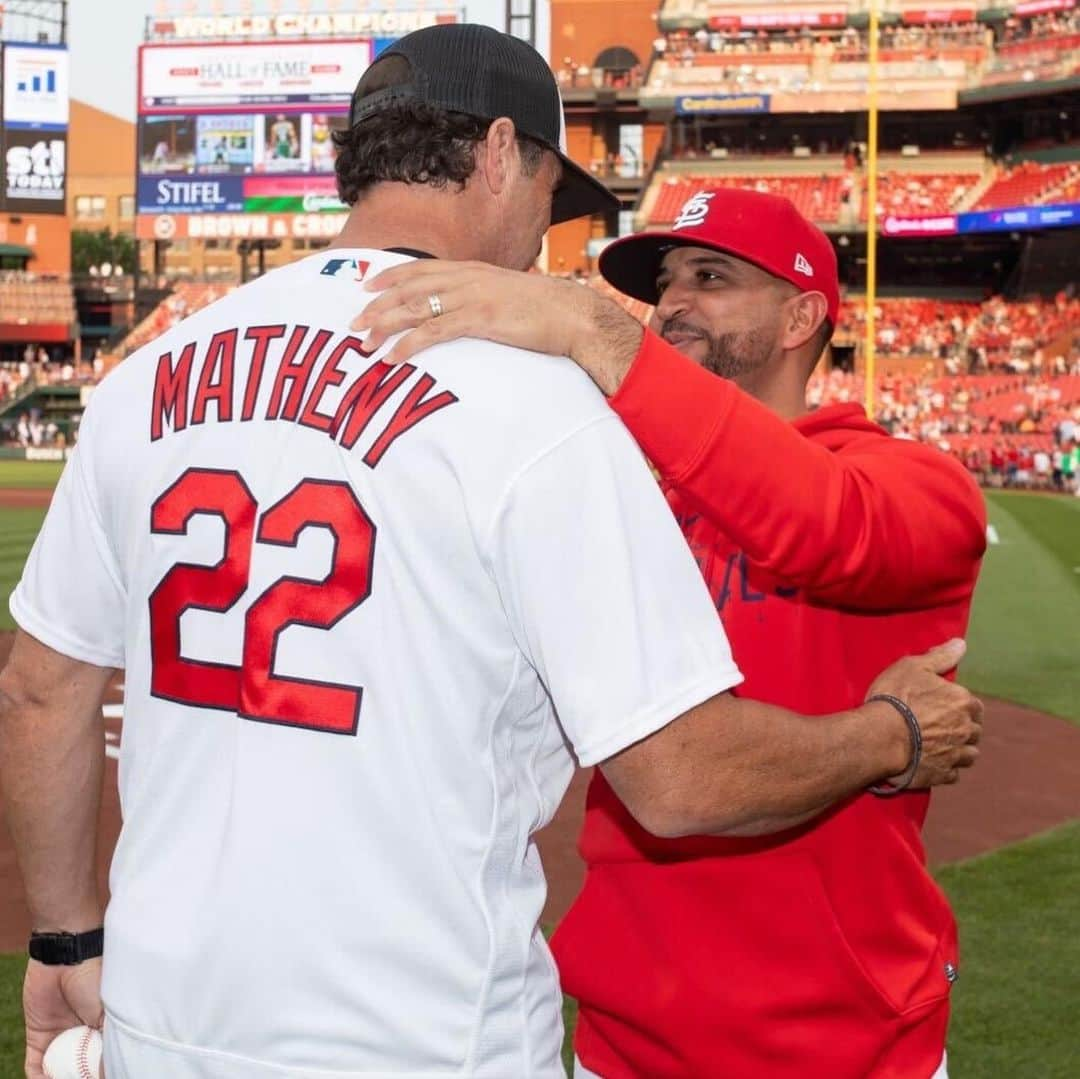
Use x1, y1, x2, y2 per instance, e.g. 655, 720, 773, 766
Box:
794, 253, 814, 277
321, 258, 371, 282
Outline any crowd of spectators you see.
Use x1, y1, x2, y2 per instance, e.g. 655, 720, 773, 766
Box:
837, 295, 1080, 374
556, 59, 644, 91
6, 413, 62, 449
0, 345, 103, 449
808, 365, 1080, 491
998, 8, 1080, 47
649, 12, 1080, 95
653, 10, 1078, 64
869, 171, 979, 217
654, 21, 990, 66
0, 345, 96, 405
0, 365, 27, 407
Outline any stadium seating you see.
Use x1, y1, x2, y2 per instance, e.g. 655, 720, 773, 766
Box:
643, 152, 1080, 233
867, 172, 979, 218
649, 174, 845, 226
974, 162, 1080, 210
116, 283, 235, 359
0, 275, 76, 326
807, 364, 1080, 483
837, 296, 1079, 371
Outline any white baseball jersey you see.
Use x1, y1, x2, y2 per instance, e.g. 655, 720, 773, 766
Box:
13, 249, 742, 1078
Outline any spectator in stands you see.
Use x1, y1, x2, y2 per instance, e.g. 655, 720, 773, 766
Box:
1059, 413, 1077, 446
1064, 443, 1078, 492
1034, 447, 1051, 487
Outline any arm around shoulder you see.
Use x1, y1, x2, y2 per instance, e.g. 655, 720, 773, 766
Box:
607, 332, 988, 609
599, 639, 983, 838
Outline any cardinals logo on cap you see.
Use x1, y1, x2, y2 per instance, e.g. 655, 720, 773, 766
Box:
673, 191, 715, 231
794, 253, 814, 277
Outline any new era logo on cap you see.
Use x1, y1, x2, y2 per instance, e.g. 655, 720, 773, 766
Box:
673, 191, 715, 231
794, 253, 814, 277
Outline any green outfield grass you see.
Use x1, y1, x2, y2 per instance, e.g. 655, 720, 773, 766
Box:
938, 820, 1080, 1079
0, 957, 18, 1079
0, 508, 46, 632
965, 491, 1080, 724
0, 460, 64, 490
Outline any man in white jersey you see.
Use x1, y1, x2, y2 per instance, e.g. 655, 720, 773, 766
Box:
0, 25, 981, 1079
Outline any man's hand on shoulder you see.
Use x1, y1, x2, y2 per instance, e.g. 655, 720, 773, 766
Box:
351, 259, 644, 394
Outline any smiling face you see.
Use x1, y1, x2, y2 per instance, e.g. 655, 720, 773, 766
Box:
649, 245, 800, 384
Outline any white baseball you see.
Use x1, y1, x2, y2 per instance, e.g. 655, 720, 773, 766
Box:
42, 1025, 102, 1079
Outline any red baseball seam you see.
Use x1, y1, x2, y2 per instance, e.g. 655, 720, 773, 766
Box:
77, 1027, 95, 1079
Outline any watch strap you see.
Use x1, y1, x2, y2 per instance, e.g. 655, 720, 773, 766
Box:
28, 928, 104, 966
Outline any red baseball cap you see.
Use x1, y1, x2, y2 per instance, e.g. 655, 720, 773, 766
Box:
599, 187, 840, 328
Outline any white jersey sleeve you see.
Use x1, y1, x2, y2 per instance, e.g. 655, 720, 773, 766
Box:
11, 409, 126, 668
488, 412, 742, 767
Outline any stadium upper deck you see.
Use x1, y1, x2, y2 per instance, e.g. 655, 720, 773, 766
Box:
644, 5, 1080, 104
642, 157, 1080, 228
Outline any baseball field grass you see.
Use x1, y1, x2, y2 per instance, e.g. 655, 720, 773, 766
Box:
964, 491, 1080, 724
0, 956, 19, 1079
0, 473, 1077, 1076
0, 461, 64, 490
0, 509, 46, 632
939, 819, 1080, 1079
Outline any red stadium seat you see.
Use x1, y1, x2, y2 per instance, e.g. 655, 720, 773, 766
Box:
974, 162, 1080, 210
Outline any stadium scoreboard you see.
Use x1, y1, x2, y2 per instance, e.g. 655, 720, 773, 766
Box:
136, 6, 460, 245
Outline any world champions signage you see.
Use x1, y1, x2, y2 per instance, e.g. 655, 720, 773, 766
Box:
148, 10, 459, 42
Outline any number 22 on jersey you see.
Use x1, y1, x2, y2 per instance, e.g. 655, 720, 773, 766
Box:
149, 467, 375, 735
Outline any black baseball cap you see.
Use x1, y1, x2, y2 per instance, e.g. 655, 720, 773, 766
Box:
348, 23, 619, 226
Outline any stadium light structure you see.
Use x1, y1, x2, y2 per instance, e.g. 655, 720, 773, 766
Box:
0, 1, 68, 45
865, 0, 879, 416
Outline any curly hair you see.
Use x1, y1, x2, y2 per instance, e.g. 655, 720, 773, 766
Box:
334, 98, 547, 206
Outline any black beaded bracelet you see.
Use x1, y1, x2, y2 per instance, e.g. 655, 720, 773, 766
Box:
867, 693, 923, 797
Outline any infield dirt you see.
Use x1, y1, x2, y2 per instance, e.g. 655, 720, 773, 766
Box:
0, 490, 52, 510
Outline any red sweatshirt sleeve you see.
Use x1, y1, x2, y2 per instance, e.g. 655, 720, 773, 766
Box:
609, 330, 987, 610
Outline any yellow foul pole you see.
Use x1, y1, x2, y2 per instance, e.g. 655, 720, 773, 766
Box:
865, 0, 880, 417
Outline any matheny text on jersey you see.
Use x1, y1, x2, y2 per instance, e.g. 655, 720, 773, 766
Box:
149, 324, 458, 469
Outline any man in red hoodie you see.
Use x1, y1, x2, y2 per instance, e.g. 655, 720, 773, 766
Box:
352, 188, 987, 1079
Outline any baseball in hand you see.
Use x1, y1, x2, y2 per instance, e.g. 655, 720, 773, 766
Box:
42, 1025, 103, 1079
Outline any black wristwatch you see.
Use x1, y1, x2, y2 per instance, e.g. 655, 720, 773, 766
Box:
28, 928, 104, 966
